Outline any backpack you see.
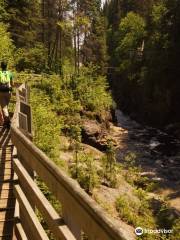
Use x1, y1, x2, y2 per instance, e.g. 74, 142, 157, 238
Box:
0, 71, 12, 92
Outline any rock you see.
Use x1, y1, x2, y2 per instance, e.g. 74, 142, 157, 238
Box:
140, 172, 156, 177
82, 120, 108, 151
82, 120, 101, 137
165, 123, 176, 132
111, 108, 117, 123
165, 123, 180, 138
82, 143, 104, 158
152, 177, 163, 182
168, 159, 175, 164
155, 159, 163, 165
82, 110, 112, 124
149, 139, 161, 149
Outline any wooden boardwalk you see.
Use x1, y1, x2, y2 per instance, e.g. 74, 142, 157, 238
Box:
0, 126, 15, 240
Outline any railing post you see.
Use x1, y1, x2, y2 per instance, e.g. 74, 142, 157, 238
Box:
62, 206, 81, 240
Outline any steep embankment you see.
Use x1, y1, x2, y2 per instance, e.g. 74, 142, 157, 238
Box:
28, 73, 180, 240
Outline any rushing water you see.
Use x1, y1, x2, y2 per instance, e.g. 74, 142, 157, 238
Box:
115, 110, 180, 182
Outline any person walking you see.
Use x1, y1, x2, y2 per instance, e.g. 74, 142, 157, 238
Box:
0, 61, 13, 127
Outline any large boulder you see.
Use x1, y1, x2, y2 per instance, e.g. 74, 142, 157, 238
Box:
82, 120, 107, 151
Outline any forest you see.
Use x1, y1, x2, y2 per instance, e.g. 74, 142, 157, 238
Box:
0, 0, 180, 239
104, 0, 180, 128
1, 0, 180, 128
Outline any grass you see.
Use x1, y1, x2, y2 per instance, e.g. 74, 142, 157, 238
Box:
116, 190, 156, 228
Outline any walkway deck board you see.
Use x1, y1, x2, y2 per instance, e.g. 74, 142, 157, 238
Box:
0, 126, 15, 240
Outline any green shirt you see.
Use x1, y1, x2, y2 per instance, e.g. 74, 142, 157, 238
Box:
0, 70, 13, 84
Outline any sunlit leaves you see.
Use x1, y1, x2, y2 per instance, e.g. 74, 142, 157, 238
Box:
0, 23, 14, 65
152, 2, 168, 26
117, 12, 146, 53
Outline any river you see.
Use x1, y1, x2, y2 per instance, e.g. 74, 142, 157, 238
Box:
115, 110, 180, 178
115, 109, 180, 211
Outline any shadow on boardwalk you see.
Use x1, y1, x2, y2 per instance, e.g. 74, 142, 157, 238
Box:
0, 126, 15, 240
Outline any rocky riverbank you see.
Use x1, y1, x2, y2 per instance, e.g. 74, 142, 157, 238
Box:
82, 110, 180, 212
60, 109, 180, 239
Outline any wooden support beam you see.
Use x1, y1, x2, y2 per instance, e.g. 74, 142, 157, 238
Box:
14, 184, 49, 240
14, 221, 28, 240
13, 158, 76, 240
20, 102, 32, 133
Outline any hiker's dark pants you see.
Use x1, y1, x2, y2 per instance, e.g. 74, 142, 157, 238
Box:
0, 92, 11, 118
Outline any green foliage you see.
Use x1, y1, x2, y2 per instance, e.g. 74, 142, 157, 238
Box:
74, 66, 112, 113
35, 74, 80, 116
0, 0, 8, 20
171, 218, 180, 240
36, 179, 61, 240
105, 0, 180, 126
0, 23, 14, 65
58, 20, 73, 32
70, 153, 99, 194
154, 201, 180, 240
6, 0, 41, 48
122, 152, 160, 192
116, 189, 180, 239
78, 0, 108, 73
123, 152, 140, 185
30, 85, 64, 168
15, 44, 48, 73
37, 179, 62, 214
116, 191, 156, 231
124, 151, 137, 166
64, 120, 82, 151
157, 201, 177, 229
30, 68, 112, 191
102, 139, 118, 187
68, 124, 82, 143
149, 3, 169, 50
116, 12, 146, 54
54, 89, 82, 115
152, 2, 167, 26
35, 65, 112, 116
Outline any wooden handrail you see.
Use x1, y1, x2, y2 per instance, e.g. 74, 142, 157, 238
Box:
11, 83, 127, 240
13, 157, 76, 240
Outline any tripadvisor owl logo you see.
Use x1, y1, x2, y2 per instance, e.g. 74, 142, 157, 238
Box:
135, 227, 143, 236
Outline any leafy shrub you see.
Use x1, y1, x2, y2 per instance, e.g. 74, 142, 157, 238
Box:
0, 0, 8, 21
171, 218, 180, 240
123, 153, 141, 186
75, 66, 112, 113
102, 139, 118, 187
116, 192, 156, 229
30, 86, 65, 168
124, 151, 137, 167
32, 64, 113, 119
15, 43, 48, 73
157, 202, 178, 229
37, 178, 62, 214
0, 23, 14, 65
70, 153, 99, 194
117, 12, 146, 54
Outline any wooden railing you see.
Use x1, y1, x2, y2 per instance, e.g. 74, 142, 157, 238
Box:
10, 83, 126, 240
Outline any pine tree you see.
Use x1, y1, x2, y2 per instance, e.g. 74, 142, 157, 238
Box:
41, 0, 72, 74
0, 1, 14, 64
0, 23, 14, 64
6, 0, 41, 48
0, 0, 8, 21
80, 0, 108, 74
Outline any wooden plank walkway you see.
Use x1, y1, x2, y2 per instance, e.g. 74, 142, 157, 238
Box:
0, 126, 16, 240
